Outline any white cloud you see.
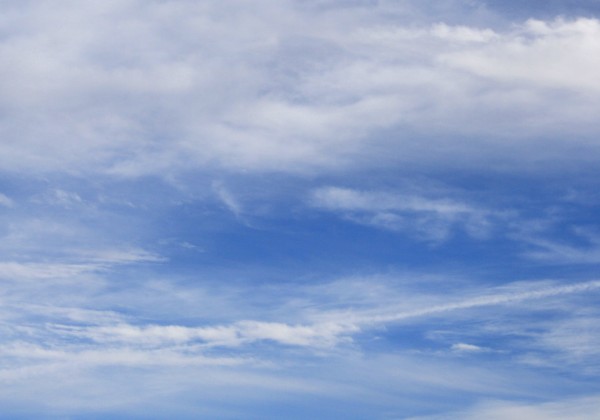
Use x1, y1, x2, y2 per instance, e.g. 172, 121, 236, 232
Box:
451, 343, 487, 353
54, 319, 357, 349
310, 186, 495, 242
0, 3, 598, 177
366, 280, 600, 324
14, 274, 598, 360
431, 23, 498, 43
74, 248, 166, 264
0, 342, 246, 368
30, 189, 84, 209
524, 240, 600, 264
304, 278, 600, 337
311, 186, 473, 214
0, 261, 99, 280
1, 263, 598, 416
0, 249, 162, 282
212, 181, 243, 217
441, 18, 600, 92
424, 396, 600, 420
515, 226, 600, 264
518, 316, 600, 371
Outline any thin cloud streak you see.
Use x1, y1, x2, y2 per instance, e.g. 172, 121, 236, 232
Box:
363, 279, 600, 324
27, 279, 598, 352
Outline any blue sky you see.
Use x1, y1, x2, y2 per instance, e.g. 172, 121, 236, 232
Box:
1, 0, 600, 418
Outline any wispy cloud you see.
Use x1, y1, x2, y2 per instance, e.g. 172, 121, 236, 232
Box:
54, 320, 355, 349
0, 192, 14, 207
73, 248, 166, 264
451, 343, 488, 353
509, 219, 600, 264
212, 181, 243, 217
175, 275, 600, 330
414, 395, 600, 420
310, 186, 496, 242
0, 261, 99, 280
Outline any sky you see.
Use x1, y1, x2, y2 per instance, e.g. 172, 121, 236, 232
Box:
1, 0, 600, 418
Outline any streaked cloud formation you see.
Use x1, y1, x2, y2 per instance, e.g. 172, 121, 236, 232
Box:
311, 186, 496, 241
1, 0, 600, 418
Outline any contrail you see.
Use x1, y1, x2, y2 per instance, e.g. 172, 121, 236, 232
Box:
360, 279, 600, 325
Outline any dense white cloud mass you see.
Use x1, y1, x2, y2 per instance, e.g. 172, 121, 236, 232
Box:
1, 0, 599, 176
2, 0, 600, 418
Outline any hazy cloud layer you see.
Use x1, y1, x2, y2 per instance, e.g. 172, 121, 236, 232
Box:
1, 1, 599, 176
